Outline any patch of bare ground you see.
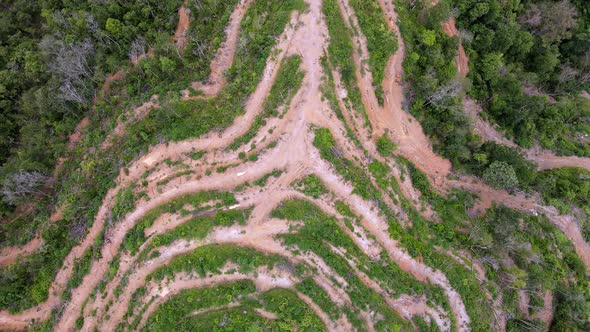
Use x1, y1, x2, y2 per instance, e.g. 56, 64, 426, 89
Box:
532, 290, 554, 327
525, 146, 590, 171
375, 0, 452, 186
254, 307, 279, 320
441, 17, 469, 77
172, 3, 190, 49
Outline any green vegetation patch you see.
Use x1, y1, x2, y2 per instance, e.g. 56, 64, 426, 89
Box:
534, 167, 590, 241
293, 175, 328, 199
140, 280, 257, 331
348, 0, 398, 105
454, 0, 590, 157
272, 198, 429, 330
468, 205, 588, 330
123, 191, 236, 255
128, 0, 306, 144
141, 208, 252, 259
313, 128, 378, 201
146, 244, 285, 282
322, 0, 369, 125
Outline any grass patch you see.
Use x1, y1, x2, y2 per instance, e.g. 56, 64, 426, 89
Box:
293, 175, 328, 199
348, 0, 398, 105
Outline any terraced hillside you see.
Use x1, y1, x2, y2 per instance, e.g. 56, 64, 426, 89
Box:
0, 0, 589, 331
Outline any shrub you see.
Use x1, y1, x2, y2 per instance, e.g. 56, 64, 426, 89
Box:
483, 161, 519, 190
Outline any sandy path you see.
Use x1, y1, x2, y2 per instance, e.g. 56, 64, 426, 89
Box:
331, 67, 427, 222
0, 236, 43, 267
442, 18, 469, 77
172, 3, 190, 49
463, 98, 518, 148
532, 290, 554, 327
295, 291, 345, 331
183, 0, 255, 99
334, 0, 382, 134
120, 11, 299, 179
438, 248, 507, 331
526, 146, 590, 171
518, 289, 554, 329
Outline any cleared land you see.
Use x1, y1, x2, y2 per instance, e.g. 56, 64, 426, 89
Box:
1, 0, 589, 331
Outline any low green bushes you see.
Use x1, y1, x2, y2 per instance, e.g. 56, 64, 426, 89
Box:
348, 0, 398, 104
323, 0, 369, 124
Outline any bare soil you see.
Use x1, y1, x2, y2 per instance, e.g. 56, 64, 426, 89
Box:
0, 236, 42, 267
442, 18, 469, 77
172, 3, 190, 49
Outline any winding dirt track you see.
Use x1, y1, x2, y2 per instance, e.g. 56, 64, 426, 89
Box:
172, 3, 190, 49
0, 236, 42, 267
1, 0, 589, 331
